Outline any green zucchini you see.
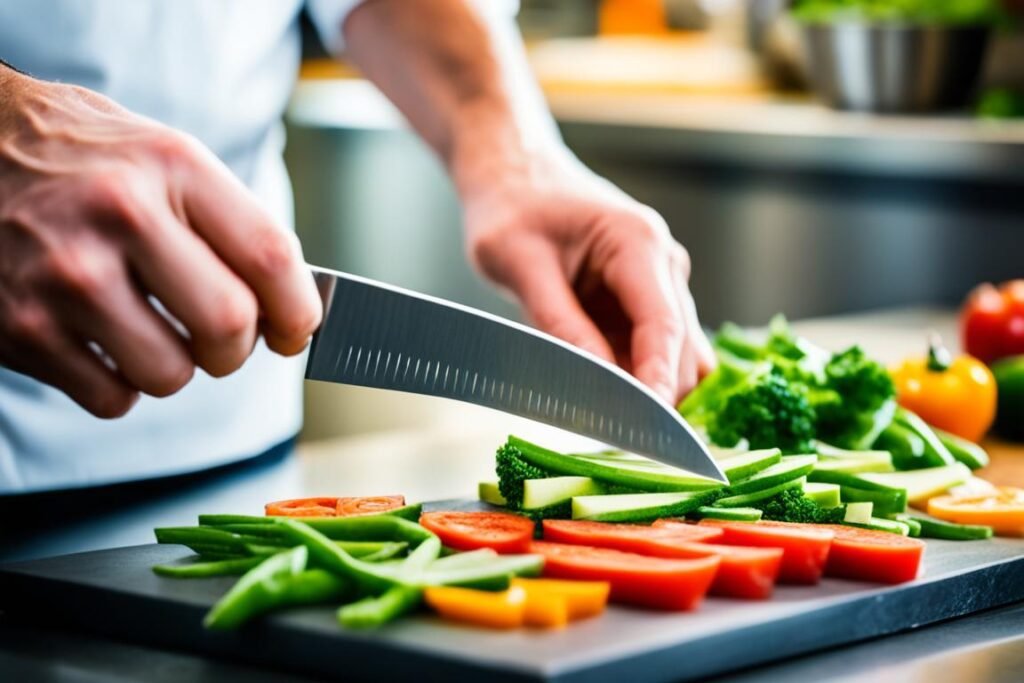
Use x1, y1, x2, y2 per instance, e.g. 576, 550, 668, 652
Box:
728, 455, 817, 495
571, 490, 719, 522
713, 477, 806, 508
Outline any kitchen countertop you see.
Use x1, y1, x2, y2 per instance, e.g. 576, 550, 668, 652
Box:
1, 309, 1022, 682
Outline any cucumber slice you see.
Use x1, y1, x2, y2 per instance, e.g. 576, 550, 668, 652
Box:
695, 506, 763, 521
839, 485, 907, 517
803, 482, 841, 509
909, 515, 993, 540
709, 445, 751, 459
808, 469, 904, 491
843, 502, 874, 525
812, 457, 894, 474
713, 477, 806, 508
478, 482, 507, 507
728, 455, 817, 495
722, 449, 782, 483
859, 463, 971, 506
889, 514, 922, 537
815, 443, 893, 467
509, 436, 720, 491
523, 477, 603, 510
846, 517, 910, 536
571, 490, 718, 522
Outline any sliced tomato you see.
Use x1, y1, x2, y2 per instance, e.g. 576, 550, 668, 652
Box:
545, 520, 777, 599
336, 495, 405, 517
529, 541, 720, 611
817, 525, 925, 584
420, 511, 534, 554
698, 519, 834, 585
265, 497, 338, 517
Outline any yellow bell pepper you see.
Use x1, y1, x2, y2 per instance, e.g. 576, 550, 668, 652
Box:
512, 578, 610, 623
890, 335, 996, 443
423, 585, 526, 629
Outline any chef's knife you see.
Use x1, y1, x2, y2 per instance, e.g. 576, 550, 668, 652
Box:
305, 266, 725, 482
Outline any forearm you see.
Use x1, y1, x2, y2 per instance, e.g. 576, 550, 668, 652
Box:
342, 0, 563, 198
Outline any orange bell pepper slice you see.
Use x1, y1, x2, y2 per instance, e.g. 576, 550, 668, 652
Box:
512, 577, 610, 624
423, 585, 526, 629
264, 497, 338, 517
928, 487, 1024, 537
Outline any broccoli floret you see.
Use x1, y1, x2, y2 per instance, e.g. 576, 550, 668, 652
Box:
495, 443, 548, 510
759, 488, 846, 524
707, 370, 817, 454
814, 346, 896, 449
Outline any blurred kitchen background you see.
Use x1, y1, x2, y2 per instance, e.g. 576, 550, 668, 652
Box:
288, 0, 1024, 441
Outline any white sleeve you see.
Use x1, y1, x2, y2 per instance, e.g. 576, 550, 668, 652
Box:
305, 0, 520, 55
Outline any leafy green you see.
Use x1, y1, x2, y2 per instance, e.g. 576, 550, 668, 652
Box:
759, 488, 846, 524
792, 0, 1003, 25
708, 370, 817, 454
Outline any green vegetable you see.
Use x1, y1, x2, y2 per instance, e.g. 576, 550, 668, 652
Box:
992, 355, 1024, 441
846, 517, 911, 536
721, 449, 783, 482
153, 556, 265, 578
338, 585, 421, 629
204, 547, 349, 630
812, 347, 897, 450
978, 89, 1024, 120
803, 482, 842, 508
694, 506, 764, 521
839, 485, 907, 517
859, 463, 971, 506
758, 487, 846, 523
523, 477, 604, 510
909, 515, 994, 540
792, 0, 1003, 25
890, 514, 922, 537
875, 422, 929, 470
572, 490, 720, 522
478, 481, 507, 506
713, 477, 806, 508
154, 527, 252, 557
811, 457, 894, 474
892, 409, 956, 468
495, 436, 715, 515
844, 501, 875, 525
935, 429, 989, 470
707, 369, 817, 454
727, 455, 818, 495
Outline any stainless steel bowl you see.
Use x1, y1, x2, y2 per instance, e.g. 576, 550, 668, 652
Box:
801, 23, 992, 112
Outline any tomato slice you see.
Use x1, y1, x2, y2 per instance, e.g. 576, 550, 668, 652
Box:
545, 520, 778, 599
336, 495, 405, 517
264, 497, 338, 517
420, 511, 534, 554
817, 525, 925, 584
529, 541, 720, 611
928, 487, 1024, 536
698, 519, 834, 584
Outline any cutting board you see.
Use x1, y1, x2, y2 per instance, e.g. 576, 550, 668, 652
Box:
2, 506, 1023, 683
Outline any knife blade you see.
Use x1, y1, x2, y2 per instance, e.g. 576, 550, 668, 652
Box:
305, 266, 725, 482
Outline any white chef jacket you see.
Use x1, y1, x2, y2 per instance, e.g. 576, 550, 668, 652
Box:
0, 0, 516, 493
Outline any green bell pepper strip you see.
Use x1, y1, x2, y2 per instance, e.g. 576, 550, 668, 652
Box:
934, 429, 990, 470
204, 546, 348, 629
337, 585, 422, 629
153, 556, 265, 578
202, 514, 435, 546
893, 409, 956, 468
910, 515, 994, 541
154, 527, 250, 553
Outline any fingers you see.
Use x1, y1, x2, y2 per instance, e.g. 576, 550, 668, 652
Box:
124, 207, 261, 377
603, 243, 684, 403
57, 254, 195, 397
673, 265, 716, 402
2, 311, 138, 418
496, 238, 616, 363
178, 144, 321, 356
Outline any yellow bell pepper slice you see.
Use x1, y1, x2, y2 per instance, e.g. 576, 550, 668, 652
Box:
423, 585, 526, 629
512, 578, 610, 622
928, 486, 1024, 537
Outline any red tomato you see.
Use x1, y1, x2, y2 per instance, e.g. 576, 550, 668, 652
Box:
529, 541, 720, 611
419, 511, 534, 554
545, 520, 778, 599
962, 280, 1024, 364
818, 525, 925, 584
265, 497, 338, 517
336, 495, 405, 517
698, 520, 834, 584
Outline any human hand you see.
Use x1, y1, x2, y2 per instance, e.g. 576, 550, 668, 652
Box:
0, 69, 321, 417
461, 153, 715, 404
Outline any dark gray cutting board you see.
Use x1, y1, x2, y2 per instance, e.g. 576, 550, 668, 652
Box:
2, 512, 1023, 683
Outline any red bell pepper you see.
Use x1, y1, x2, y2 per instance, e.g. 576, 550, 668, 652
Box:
961, 280, 1024, 365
